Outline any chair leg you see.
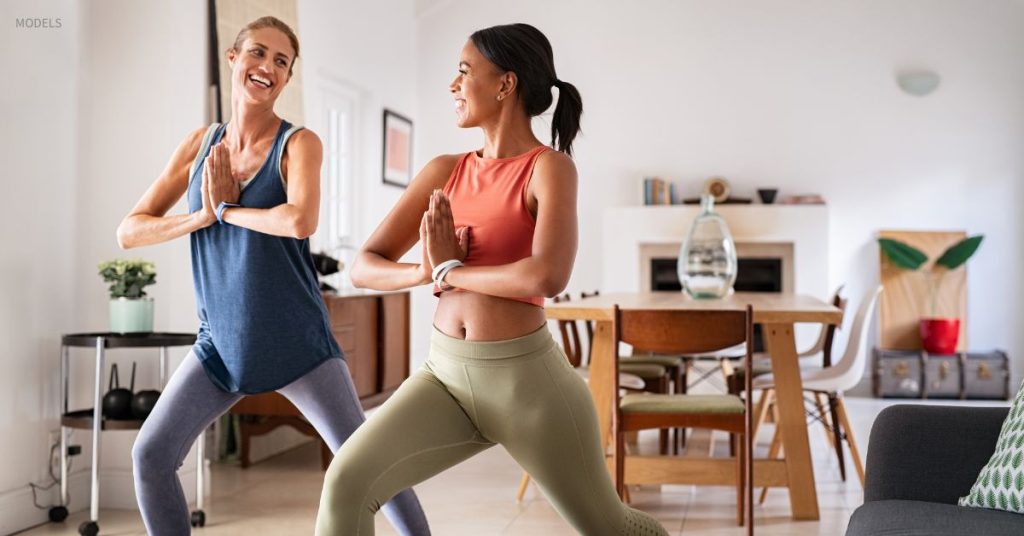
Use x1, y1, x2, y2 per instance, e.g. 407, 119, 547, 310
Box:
828, 392, 847, 482
674, 365, 686, 453
615, 428, 626, 499
751, 388, 774, 442
516, 472, 531, 502
746, 428, 754, 536
759, 407, 784, 504
835, 394, 866, 486
736, 432, 745, 526
720, 357, 735, 388
814, 392, 836, 449
659, 376, 670, 455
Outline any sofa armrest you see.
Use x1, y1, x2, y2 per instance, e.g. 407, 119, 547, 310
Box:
864, 404, 1009, 505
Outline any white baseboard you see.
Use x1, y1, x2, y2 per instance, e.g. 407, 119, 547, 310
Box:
0, 466, 202, 534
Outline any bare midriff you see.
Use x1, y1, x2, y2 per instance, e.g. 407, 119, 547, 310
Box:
433, 291, 546, 341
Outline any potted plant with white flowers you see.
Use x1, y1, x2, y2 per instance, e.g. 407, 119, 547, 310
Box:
878, 235, 983, 354
98, 259, 156, 333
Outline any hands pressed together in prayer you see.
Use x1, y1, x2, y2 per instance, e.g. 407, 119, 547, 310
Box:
420, 189, 469, 285
199, 143, 241, 226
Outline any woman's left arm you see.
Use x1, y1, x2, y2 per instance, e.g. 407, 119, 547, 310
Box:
217, 130, 322, 238
436, 151, 578, 298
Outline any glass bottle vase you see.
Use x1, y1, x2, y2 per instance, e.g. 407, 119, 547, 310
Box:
677, 195, 738, 299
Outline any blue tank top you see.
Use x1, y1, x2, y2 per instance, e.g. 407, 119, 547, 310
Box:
186, 121, 342, 394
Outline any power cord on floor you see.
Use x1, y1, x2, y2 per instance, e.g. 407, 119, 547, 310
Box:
28, 433, 74, 509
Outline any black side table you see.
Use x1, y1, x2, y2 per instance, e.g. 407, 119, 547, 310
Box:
56, 333, 202, 535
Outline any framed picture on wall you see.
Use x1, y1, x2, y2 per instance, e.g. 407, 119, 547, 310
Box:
382, 109, 413, 188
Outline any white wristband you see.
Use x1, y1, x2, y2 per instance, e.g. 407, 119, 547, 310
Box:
437, 264, 459, 289
432, 260, 463, 289
431, 259, 463, 283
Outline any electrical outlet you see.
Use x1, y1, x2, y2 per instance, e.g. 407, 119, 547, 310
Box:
47, 429, 61, 470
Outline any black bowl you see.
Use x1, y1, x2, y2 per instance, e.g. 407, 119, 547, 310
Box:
757, 188, 778, 204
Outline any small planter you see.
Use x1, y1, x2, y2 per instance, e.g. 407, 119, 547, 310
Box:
919, 317, 960, 354
109, 297, 154, 333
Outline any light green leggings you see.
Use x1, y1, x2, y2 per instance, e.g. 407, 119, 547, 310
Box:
315, 325, 668, 535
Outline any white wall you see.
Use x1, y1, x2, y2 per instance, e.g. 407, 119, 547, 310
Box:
0, 1, 83, 531
414, 0, 1024, 384
297, 0, 429, 362
66, 0, 211, 512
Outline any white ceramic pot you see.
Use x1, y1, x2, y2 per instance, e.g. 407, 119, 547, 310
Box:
109, 297, 154, 333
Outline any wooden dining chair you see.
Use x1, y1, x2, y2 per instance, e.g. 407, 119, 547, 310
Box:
515, 294, 651, 502
570, 292, 679, 454
612, 305, 754, 530
576, 292, 680, 395
578, 291, 688, 452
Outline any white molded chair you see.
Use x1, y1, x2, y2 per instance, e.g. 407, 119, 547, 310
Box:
751, 285, 883, 500
724, 285, 848, 383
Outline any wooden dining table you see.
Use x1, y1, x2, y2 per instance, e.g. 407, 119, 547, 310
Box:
545, 291, 843, 521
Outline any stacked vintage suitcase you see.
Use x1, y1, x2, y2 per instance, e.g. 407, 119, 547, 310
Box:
873, 349, 1010, 399
875, 230, 1010, 400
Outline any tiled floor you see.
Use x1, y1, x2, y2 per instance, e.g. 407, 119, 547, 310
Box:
19, 397, 1007, 535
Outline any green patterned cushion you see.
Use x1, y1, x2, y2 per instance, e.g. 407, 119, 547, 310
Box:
960, 380, 1024, 513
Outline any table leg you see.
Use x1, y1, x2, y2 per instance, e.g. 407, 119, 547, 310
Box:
764, 322, 819, 520
90, 339, 104, 522
586, 320, 616, 453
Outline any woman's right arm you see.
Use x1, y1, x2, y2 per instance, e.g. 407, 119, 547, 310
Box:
116, 127, 217, 249
350, 154, 459, 291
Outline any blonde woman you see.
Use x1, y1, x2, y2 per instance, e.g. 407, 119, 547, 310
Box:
117, 17, 429, 535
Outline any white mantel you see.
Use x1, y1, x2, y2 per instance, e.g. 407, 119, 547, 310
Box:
602, 204, 830, 298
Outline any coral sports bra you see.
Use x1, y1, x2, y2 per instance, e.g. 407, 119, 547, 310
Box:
434, 145, 551, 307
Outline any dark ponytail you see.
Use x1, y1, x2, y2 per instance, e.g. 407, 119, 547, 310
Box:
550, 79, 583, 156
470, 23, 583, 156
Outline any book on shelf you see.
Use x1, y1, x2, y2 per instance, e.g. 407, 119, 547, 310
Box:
642, 177, 674, 206
778, 194, 826, 205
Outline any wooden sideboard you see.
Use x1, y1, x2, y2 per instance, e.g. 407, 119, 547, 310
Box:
229, 290, 411, 468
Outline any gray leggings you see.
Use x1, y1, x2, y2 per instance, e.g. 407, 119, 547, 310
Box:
132, 353, 430, 535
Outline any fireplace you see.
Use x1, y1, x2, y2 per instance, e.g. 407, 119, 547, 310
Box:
602, 205, 828, 352
640, 241, 793, 352
650, 257, 783, 293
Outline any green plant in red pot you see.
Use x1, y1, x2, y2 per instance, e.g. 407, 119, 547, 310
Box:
878, 235, 983, 354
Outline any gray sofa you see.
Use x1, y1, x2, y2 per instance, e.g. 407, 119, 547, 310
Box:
846, 404, 1024, 536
